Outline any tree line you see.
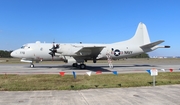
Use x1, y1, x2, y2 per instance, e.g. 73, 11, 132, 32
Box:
0, 50, 13, 58
130, 53, 149, 58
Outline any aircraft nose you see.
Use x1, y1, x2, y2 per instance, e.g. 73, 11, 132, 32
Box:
11, 50, 18, 58
10, 51, 15, 57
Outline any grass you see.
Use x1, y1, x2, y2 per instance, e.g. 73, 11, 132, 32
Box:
0, 72, 180, 91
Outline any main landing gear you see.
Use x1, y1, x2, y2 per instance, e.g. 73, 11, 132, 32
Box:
72, 63, 86, 69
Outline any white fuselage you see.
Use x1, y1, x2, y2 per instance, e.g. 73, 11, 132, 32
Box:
11, 42, 144, 62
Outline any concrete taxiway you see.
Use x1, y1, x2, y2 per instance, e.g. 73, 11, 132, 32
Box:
0, 62, 179, 75
0, 85, 180, 105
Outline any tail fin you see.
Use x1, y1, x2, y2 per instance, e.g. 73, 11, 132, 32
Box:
129, 22, 151, 45
113, 22, 151, 45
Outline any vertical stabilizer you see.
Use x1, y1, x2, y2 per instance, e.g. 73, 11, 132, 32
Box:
130, 22, 151, 45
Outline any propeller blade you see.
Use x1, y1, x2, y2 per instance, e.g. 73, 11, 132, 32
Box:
49, 42, 59, 61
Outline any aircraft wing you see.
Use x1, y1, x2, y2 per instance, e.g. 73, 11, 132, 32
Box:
75, 46, 105, 57
140, 40, 164, 49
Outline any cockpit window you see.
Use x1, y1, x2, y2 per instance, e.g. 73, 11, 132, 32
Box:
20, 45, 29, 49
21, 46, 25, 49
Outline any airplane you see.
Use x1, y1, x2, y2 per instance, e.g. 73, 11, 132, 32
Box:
11, 22, 170, 69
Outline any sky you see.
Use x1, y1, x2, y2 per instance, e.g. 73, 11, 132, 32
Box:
0, 0, 179, 56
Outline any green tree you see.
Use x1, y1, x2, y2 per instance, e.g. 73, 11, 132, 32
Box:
0, 50, 13, 58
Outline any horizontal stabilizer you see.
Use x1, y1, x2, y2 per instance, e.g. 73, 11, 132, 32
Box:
140, 40, 164, 49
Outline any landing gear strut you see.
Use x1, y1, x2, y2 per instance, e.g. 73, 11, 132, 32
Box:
93, 58, 97, 63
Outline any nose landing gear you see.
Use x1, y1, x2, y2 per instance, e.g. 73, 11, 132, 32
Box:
30, 63, 34, 68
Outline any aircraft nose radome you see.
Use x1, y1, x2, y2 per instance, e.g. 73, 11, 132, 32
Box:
10, 51, 15, 57
11, 51, 18, 58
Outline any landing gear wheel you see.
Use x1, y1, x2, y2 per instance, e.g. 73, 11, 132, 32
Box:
80, 64, 86, 69
72, 63, 78, 67
30, 64, 34, 68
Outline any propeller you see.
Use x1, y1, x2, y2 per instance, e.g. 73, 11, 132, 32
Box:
49, 42, 59, 60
